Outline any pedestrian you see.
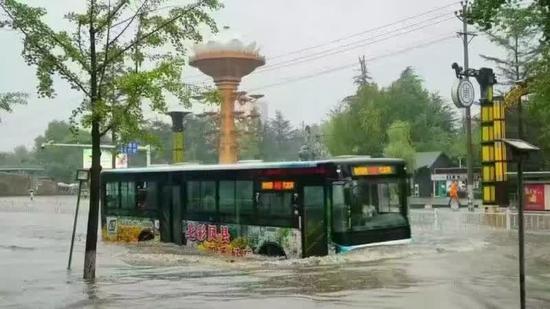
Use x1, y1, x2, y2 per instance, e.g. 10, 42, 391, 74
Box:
29, 188, 34, 201
448, 180, 460, 210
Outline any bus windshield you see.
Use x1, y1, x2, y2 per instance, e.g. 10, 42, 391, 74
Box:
332, 178, 407, 232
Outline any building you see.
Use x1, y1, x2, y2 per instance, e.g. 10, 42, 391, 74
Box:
412, 152, 453, 198
412, 152, 482, 199
431, 167, 481, 198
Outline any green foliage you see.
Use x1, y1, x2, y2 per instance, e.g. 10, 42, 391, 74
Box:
470, 1, 550, 167
0, 92, 28, 122
0, 0, 221, 145
477, 4, 543, 84
527, 46, 550, 166
448, 120, 481, 167
33, 121, 92, 182
0, 145, 34, 167
260, 111, 304, 161
238, 117, 262, 160
1, 3, 221, 268
470, 0, 550, 42
137, 111, 308, 164
383, 121, 416, 170
324, 67, 458, 159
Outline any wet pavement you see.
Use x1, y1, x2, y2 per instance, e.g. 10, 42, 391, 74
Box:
0, 196, 549, 308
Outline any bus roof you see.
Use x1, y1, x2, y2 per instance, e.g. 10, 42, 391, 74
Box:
101, 156, 405, 175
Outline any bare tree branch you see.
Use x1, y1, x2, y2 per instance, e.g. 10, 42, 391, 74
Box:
96, 0, 129, 31
479, 54, 513, 66
98, 0, 113, 93
99, 0, 207, 70
77, 21, 85, 55
106, 0, 148, 49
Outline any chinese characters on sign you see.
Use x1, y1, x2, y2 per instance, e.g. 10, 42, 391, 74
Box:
525, 184, 545, 211
185, 223, 248, 256
186, 223, 231, 243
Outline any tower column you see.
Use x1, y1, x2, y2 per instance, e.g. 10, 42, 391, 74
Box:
216, 80, 239, 164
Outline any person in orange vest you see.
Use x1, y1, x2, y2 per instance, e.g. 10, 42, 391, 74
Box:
448, 180, 460, 208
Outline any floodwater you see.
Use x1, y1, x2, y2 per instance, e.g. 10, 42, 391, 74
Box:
0, 196, 549, 308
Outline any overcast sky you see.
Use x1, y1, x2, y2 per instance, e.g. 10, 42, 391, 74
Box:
0, 0, 504, 152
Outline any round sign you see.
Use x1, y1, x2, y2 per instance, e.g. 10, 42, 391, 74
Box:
451, 79, 475, 108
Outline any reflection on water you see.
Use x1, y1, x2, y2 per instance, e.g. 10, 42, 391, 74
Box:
0, 196, 549, 308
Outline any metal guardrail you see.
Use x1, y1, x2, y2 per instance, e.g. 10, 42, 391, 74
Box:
409, 209, 550, 231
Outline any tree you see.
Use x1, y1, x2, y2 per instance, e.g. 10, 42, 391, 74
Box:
470, 0, 550, 42
33, 121, 93, 182
184, 115, 218, 163
324, 82, 385, 156
383, 121, 416, 170
477, 5, 542, 86
0, 92, 27, 122
527, 49, 550, 166
238, 116, 262, 160
260, 111, 298, 161
0, 0, 221, 279
324, 66, 458, 159
0, 145, 34, 167
353, 55, 372, 87
470, 1, 550, 167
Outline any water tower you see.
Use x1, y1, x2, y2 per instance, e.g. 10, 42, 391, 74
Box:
190, 31, 265, 164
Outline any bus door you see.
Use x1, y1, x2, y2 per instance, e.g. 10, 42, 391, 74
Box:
301, 185, 328, 257
159, 184, 172, 243
171, 185, 183, 245
159, 183, 183, 245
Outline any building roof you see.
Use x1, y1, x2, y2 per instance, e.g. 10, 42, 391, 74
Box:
415, 151, 446, 170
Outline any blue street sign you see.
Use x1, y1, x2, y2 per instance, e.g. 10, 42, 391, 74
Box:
120, 142, 138, 155
128, 142, 138, 155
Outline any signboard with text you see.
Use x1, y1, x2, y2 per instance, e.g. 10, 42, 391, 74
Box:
83, 149, 127, 169
524, 184, 545, 211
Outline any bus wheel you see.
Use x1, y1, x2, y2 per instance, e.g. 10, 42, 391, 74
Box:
258, 242, 286, 258
138, 229, 154, 242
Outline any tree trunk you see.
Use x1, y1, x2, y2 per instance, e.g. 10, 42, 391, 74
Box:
84, 0, 100, 280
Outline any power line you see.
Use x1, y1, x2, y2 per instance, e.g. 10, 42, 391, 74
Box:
183, 2, 460, 82
255, 15, 455, 74
183, 15, 455, 82
267, 1, 459, 60
248, 35, 455, 91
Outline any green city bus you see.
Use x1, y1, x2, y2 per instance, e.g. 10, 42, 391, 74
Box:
100, 156, 411, 258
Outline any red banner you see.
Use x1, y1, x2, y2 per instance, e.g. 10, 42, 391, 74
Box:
524, 184, 545, 211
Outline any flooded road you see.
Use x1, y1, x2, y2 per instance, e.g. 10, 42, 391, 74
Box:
0, 196, 549, 308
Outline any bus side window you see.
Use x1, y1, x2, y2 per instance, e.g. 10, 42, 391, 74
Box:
332, 184, 348, 232
120, 182, 136, 211
257, 192, 293, 227
219, 181, 236, 223
236, 181, 253, 224
186, 181, 201, 213
201, 181, 216, 213
186, 181, 216, 220
136, 181, 158, 211
105, 182, 120, 210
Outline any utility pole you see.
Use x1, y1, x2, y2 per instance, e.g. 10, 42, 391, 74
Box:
456, 1, 475, 212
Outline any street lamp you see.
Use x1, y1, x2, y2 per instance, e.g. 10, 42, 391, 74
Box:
501, 138, 539, 309
67, 168, 90, 270
167, 111, 191, 164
